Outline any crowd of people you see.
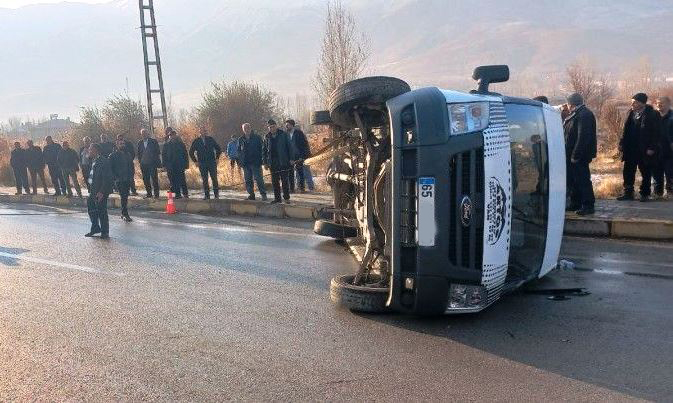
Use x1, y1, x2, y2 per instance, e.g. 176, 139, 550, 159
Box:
9, 118, 314, 238
562, 92, 673, 216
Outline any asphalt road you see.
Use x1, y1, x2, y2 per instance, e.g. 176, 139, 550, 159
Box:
1, 203, 671, 401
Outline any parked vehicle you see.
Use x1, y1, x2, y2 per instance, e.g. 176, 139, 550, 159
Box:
311, 65, 565, 315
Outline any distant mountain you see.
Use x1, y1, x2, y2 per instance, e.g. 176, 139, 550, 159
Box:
1, 0, 672, 122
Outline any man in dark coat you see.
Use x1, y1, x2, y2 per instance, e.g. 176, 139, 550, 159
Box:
99, 134, 115, 157
239, 123, 267, 201
263, 119, 294, 203
79, 136, 93, 191
25, 140, 49, 195
117, 134, 138, 196
617, 93, 663, 202
563, 93, 597, 215
137, 128, 161, 198
110, 138, 134, 222
85, 143, 113, 239
655, 96, 673, 197
162, 129, 190, 199
10, 142, 30, 195
189, 126, 222, 199
57, 140, 82, 198
285, 119, 311, 193
43, 136, 67, 196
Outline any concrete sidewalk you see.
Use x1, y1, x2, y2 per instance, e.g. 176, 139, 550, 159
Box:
1, 186, 672, 240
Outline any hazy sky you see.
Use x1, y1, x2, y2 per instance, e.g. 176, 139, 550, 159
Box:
1, 0, 110, 8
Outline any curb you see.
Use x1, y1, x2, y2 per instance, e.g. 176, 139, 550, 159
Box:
0, 194, 322, 222
564, 216, 673, 241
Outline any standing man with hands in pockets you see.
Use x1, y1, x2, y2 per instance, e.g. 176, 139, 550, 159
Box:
137, 128, 161, 199
85, 143, 113, 239
189, 125, 222, 199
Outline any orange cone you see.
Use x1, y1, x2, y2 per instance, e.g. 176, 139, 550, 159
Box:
166, 191, 177, 214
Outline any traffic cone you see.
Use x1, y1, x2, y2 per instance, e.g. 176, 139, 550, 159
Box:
166, 191, 177, 214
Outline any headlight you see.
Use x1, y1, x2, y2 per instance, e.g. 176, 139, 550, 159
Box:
449, 283, 487, 310
448, 102, 489, 136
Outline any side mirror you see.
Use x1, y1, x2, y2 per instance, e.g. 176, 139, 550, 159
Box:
472, 65, 510, 94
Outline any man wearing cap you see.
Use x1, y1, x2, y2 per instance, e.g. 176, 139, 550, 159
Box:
263, 119, 294, 203
564, 93, 597, 215
617, 93, 663, 202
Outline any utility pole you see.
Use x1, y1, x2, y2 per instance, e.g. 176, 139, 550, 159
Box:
138, 0, 168, 137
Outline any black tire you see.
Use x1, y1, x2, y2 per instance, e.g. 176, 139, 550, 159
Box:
330, 274, 389, 313
329, 76, 411, 128
314, 219, 358, 239
310, 110, 332, 125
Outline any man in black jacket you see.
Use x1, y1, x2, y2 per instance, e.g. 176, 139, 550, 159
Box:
79, 136, 93, 191
655, 96, 673, 198
564, 93, 597, 215
57, 140, 82, 198
163, 129, 190, 199
110, 138, 134, 222
117, 134, 138, 196
617, 93, 663, 202
43, 136, 67, 196
137, 129, 161, 198
263, 119, 294, 203
10, 142, 30, 195
99, 134, 115, 157
25, 140, 49, 195
285, 119, 311, 193
189, 126, 222, 199
85, 143, 113, 239
239, 123, 267, 201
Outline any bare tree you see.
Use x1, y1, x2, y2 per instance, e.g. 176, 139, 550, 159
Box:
566, 60, 614, 118
313, 0, 370, 105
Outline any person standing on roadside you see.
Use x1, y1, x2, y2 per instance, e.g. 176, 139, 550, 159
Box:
57, 140, 82, 198
655, 96, 673, 198
80, 136, 92, 191
563, 93, 597, 215
117, 134, 138, 196
99, 133, 114, 157
43, 136, 67, 196
137, 128, 161, 198
285, 119, 311, 193
189, 125, 222, 199
263, 119, 294, 204
162, 129, 190, 199
226, 134, 242, 178
617, 93, 663, 202
110, 138, 134, 222
85, 143, 113, 239
26, 140, 49, 195
238, 123, 267, 201
10, 142, 30, 195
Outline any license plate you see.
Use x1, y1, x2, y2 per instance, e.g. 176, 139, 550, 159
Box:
417, 177, 436, 247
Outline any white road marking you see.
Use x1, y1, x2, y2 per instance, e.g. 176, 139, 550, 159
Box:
0, 252, 122, 276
